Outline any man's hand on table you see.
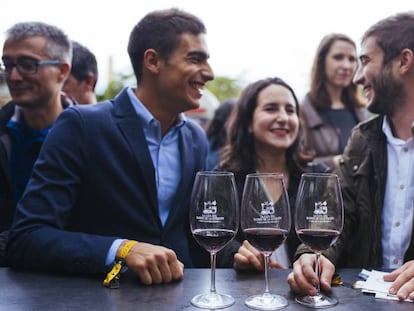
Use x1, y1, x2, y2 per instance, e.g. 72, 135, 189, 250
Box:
124, 242, 184, 285
384, 260, 414, 301
287, 253, 335, 295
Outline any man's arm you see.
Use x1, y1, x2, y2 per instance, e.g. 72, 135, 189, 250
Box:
7, 107, 116, 274
289, 126, 363, 294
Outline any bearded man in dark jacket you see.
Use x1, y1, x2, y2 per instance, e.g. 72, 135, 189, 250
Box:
289, 12, 414, 302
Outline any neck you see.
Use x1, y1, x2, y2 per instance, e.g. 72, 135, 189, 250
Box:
326, 84, 345, 109
136, 87, 178, 137
388, 70, 414, 140
20, 102, 63, 131
389, 105, 414, 140
256, 150, 289, 175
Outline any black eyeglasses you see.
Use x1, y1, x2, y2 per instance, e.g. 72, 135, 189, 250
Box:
0, 57, 61, 75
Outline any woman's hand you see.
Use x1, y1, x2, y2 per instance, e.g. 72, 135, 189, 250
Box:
233, 240, 286, 271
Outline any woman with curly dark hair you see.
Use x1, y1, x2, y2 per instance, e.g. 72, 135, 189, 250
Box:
217, 77, 327, 269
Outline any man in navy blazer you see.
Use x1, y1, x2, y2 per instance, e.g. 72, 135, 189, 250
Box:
7, 8, 214, 286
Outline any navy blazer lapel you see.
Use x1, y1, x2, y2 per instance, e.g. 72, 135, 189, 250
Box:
112, 89, 157, 207
179, 125, 196, 190
164, 125, 196, 228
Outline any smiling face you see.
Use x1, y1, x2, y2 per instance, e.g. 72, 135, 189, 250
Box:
2, 36, 68, 108
157, 33, 214, 114
250, 84, 299, 155
354, 36, 404, 116
324, 39, 357, 89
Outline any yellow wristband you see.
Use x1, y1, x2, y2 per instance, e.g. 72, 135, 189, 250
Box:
103, 240, 138, 288
102, 261, 123, 288
117, 240, 138, 261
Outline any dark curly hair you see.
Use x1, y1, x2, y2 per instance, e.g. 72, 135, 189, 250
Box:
219, 77, 312, 176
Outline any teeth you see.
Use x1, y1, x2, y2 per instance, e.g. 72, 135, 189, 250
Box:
198, 88, 204, 96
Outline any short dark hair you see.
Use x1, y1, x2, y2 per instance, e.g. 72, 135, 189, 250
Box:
127, 8, 206, 84
362, 11, 414, 65
70, 41, 98, 89
5, 21, 72, 63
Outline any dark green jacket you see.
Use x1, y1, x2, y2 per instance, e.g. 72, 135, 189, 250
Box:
296, 115, 414, 268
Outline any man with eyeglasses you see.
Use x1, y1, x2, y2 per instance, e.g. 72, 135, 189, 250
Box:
0, 21, 75, 266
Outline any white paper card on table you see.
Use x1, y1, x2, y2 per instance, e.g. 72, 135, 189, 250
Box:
359, 269, 413, 303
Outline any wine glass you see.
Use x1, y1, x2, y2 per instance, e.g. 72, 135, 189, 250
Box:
294, 173, 344, 308
241, 173, 291, 310
189, 171, 239, 309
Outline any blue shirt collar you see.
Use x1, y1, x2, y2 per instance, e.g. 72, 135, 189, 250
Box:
126, 86, 187, 130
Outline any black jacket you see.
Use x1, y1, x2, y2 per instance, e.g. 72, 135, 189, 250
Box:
0, 96, 75, 266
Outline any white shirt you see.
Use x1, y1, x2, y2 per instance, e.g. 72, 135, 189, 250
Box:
381, 117, 414, 269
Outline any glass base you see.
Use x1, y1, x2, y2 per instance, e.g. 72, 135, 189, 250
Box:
245, 293, 288, 310
295, 293, 338, 309
191, 292, 235, 309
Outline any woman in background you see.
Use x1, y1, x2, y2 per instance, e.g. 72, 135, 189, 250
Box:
206, 99, 236, 170
217, 77, 327, 270
301, 33, 368, 170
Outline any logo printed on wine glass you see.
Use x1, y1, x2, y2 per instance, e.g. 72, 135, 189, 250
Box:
190, 172, 238, 308
314, 201, 327, 215
294, 173, 343, 308
260, 201, 275, 215
242, 173, 291, 310
203, 200, 217, 214
306, 201, 334, 223
253, 201, 281, 224
197, 200, 225, 223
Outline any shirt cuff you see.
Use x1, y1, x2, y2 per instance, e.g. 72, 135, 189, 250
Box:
105, 239, 126, 267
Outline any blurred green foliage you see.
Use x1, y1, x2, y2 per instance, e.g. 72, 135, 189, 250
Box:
96, 70, 243, 103
96, 72, 133, 102
205, 76, 243, 102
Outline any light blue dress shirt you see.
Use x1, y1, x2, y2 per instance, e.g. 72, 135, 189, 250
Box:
381, 117, 414, 269
106, 87, 186, 266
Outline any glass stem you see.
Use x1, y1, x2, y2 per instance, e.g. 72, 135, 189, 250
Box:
210, 252, 217, 294
315, 252, 321, 293
263, 253, 271, 294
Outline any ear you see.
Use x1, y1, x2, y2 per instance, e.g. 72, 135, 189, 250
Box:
85, 72, 97, 90
398, 48, 414, 74
58, 62, 71, 83
143, 49, 162, 75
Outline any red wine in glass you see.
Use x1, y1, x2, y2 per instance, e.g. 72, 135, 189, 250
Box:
294, 173, 344, 309
244, 228, 288, 253
241, 173, 291, 310
296, 229, 340, 252
192, 229, 235, 253
189, 171, 239, 309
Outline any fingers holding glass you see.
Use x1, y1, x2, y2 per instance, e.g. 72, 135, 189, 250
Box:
294, 173, 344, 308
